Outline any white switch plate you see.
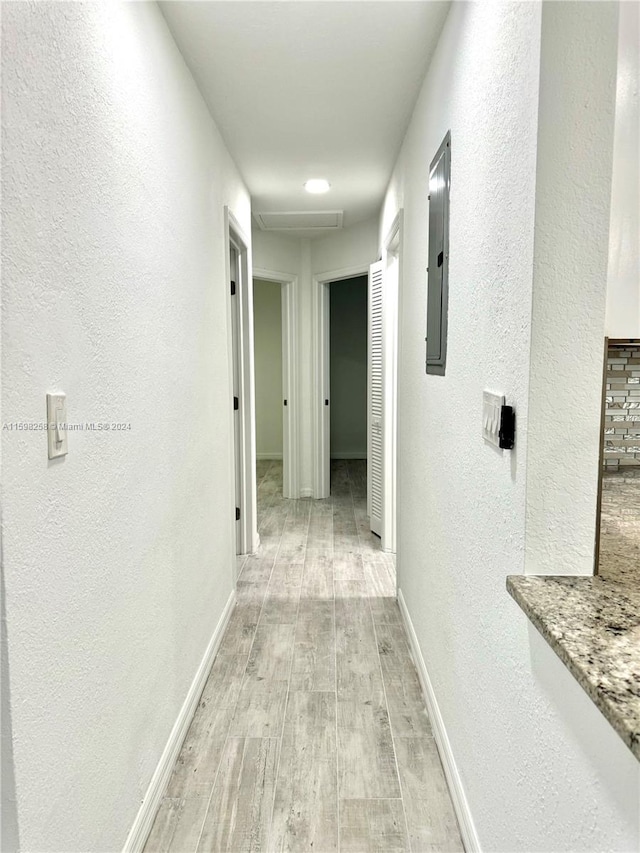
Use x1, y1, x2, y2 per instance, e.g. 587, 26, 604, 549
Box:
483, 391, 504, 448
47, 393, 68, 459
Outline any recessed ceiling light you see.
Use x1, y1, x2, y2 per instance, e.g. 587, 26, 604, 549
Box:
304, 179, 331, 194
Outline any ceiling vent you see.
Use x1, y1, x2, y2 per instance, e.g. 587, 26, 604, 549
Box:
254, 210, 343, 231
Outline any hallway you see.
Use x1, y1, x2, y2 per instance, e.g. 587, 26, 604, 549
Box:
145, 461, 463, 852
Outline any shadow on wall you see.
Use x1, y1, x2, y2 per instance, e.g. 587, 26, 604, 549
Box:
330, 276, 368, 460
1, 563, 20, 852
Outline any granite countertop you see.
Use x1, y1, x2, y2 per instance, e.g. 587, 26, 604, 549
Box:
507, 573, 640, 759
598, 467, 640, 584
508, 468, 640, 759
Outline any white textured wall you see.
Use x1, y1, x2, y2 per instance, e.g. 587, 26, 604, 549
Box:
382, 2, 639, 850
252, 228, 301, 277
606, 0, 640, 338
525, 2, 619, 577
311, 216, 379, 276
1, 3, 250, 850
253, 279, 283, 458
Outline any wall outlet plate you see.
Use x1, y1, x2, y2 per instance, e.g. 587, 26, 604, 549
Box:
483, 391, 505, 448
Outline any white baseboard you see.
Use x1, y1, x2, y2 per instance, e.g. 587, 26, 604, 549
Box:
299, 487, 313, 498
398, 589, 481, 853
256, 452, 283, 460
329, 452, 367, 460
122, 589, 236, 853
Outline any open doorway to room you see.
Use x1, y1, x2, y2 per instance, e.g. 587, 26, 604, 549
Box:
313, 248, 400, 563
253, 278, 285, 501
329, 275, 368, 502
251, 270, 299, 501
225, 208, 258, 563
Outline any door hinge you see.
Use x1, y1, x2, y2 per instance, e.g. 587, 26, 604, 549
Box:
325, 399, 329, 406
235, 506, 240, 521
234, 396, 239, 410
284, 399, 287, 406
230, 280, 236, 295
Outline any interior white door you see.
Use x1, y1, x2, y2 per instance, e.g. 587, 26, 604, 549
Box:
368, 261, 384, 537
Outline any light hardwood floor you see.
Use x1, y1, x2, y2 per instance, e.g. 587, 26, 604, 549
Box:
144, 460, 463, 853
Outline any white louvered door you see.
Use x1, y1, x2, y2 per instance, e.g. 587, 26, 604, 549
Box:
368, 261, 384, 537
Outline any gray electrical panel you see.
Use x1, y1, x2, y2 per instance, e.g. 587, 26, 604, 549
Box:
426, 132, 451, 375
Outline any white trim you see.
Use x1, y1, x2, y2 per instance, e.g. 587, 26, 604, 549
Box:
312, 264, 370, 498
122, 590, 237, 853
225, 208, 258, 557
256, 452, 283, 460
381, 212, 402, 556
330, 451, 367, 460
253, 268, 299, 499
397, 589, 481, 853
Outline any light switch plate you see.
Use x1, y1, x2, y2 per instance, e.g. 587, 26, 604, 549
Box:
47, 393, 68, 459
483, 391, 504, 448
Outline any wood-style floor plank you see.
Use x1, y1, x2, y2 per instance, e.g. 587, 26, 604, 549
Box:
228, 678, 288, 738
168, 799, 209, 853
369, 596, 403, 625
335, 596, 378, 656
166, 706, 232, 798
337, 697, 401, 799
144, 799, 180, 852
336, 652, 384, 702
259, 589, 300, 626
197, 738, 279, 852
245, 623, 295, 681
379, 651, 433, 739
216, 603, 261, 657
290, 599, 335, 692
394, 736, 464, 852
268, 691, 338, 852
340, 799, 410, 852
199, 654, 248, 711
301, 553, 333, 599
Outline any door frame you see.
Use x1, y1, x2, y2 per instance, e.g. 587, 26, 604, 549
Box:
311, 264, 369, 499
253, 268, 300, 500
225, 207, 258, 560
381, 211, 403, 556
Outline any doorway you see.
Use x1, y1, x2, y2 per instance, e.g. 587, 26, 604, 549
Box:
253, 278, 284, 494
252, 267, 299, 499
226, 208, 258, 561
312, 229, 401, 555
329, 275, 368, 462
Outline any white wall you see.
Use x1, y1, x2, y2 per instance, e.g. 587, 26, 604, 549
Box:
1, 4, 250, 851
253, 219, 378, 495
252, 228, 300, 277
253, 279, 283, 458
606, 0, 640, 338
311, 216, 378, 276
525, 2, 619, 577
382, 2, 638, 851
330, 277, 368, 458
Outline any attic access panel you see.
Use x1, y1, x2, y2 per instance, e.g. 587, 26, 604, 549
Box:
426, 132, 451, 375
254, 210, 343, 231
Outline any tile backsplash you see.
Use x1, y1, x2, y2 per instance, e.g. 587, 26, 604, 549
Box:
604, 342, 640, 470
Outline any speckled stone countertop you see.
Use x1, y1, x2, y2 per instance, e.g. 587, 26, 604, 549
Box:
508, 468, 640, 759
598, 468, 640, 584
507, 571, 640, 760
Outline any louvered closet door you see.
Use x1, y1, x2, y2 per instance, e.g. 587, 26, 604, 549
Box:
368, 261, 384, 537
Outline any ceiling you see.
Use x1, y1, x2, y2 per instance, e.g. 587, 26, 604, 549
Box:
159, 1, 450, 236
